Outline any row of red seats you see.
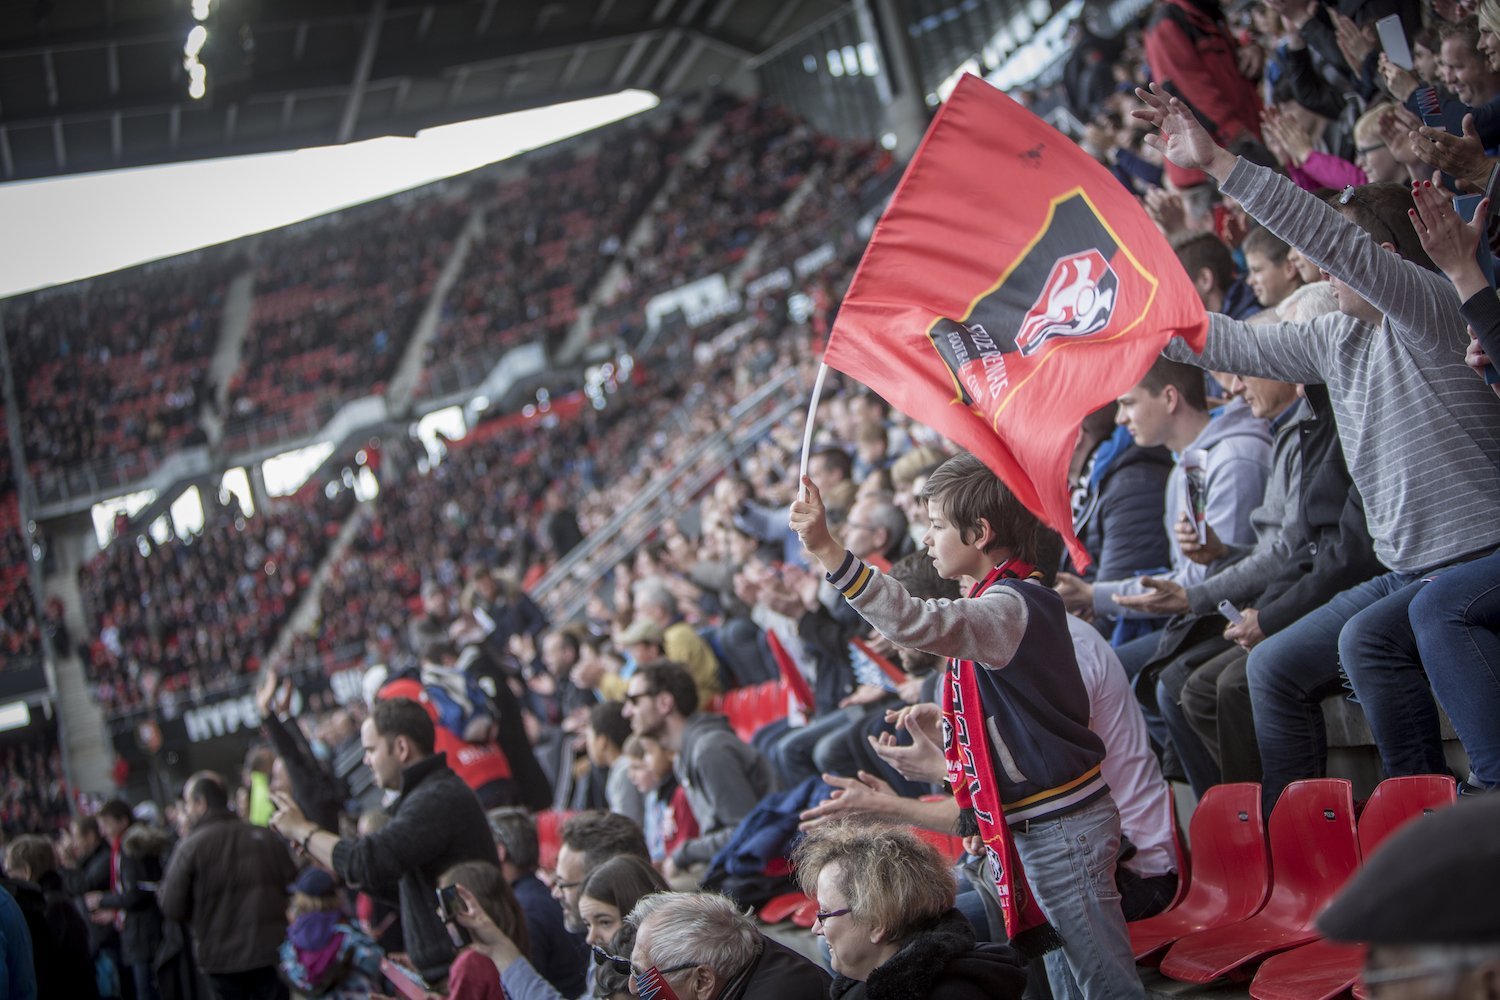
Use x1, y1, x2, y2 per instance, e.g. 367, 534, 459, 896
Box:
1133, 775, 1456, 999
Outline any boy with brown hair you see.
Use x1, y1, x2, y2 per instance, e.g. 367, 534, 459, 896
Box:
790, 453, 1143, 1000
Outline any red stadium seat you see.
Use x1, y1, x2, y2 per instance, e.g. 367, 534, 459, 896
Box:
1159, 779, 1360, 984
759, 892, 811, 924
1248, 940, 1368, 1000
1355, 774, 1456, 852
535, 809, 575, 872
1247, 775, 1456, 1000
790, 896, 820, 928
912, 824, 966, 863
1128, 783, 1269, 962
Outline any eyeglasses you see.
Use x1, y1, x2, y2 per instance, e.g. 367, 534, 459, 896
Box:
592, 945, 632, 976
624, 690, 657, 705
1360, 958, 1482, 987
629, 962, 699, 982
549, 874, 582, 893
813, 907, 851, 924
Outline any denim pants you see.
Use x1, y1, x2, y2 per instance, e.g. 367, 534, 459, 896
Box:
1246, 570, 1443, 813
1408, 549, 1500, 787
1012, 795, 1144, 1000
771, 707, 861, 786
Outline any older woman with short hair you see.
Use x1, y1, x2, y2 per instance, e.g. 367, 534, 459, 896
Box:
792, 821, 1025, 1000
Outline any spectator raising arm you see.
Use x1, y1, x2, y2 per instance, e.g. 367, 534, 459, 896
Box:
1134, 82, 1465, 358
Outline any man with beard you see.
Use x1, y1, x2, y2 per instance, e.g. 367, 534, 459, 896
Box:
269, 698, 494, 989
622, 662, 772, 879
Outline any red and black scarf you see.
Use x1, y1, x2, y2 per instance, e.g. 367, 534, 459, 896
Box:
941, 559, 1062, 958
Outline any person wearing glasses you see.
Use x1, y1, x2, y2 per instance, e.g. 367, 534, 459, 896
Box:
577, 856, 668, 953
791, 821, 1025, 1000
621, 662, 773, 881
625, 892, 828, 1000
577, 856, 668, 999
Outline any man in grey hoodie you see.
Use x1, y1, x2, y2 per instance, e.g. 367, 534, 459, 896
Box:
622, 661, 773, 878
1057, 357, 1273, 680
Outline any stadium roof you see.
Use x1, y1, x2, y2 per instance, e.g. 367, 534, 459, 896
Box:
0, 0, 846, 183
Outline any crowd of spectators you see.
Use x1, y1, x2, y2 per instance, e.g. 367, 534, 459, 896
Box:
13, 3, 1500, 999
79, 477, 356, 718
4, 251, 243, 488
0, 736, 70, 838
417, 111, 698, 397
225, 197, 469, 442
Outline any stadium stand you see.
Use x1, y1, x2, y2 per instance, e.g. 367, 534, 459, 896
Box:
5, 250, 244, 497
224, 196, 470, 445
10, 1, 1500, 997
416, 109, 699, 398
79, 466, 358, 718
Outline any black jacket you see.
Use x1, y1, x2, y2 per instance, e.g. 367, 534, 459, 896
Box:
41, 870, 100, 999
1253, 384, 1384, 636
331, 751, 495, 985
1074, 436, 1173, 587
98, 824, 171, 966
829, 912, 1026, 1000
65, 840, 117, 953
157, 809, 298, 975
721, 935, 830, 1000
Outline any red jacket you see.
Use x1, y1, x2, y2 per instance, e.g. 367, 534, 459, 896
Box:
1145, 0, 1263, 186
379, 677, 512, 790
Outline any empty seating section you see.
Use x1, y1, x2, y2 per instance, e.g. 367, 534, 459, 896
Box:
1129, 782, 1269, 962
1246, 775, 1457, 1000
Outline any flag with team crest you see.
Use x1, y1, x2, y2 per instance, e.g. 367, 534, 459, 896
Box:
825, 73, 1207, 569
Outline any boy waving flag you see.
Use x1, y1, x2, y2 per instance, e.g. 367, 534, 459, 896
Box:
823, 73, 1206, 569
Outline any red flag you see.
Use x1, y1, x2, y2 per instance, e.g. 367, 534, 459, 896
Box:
825, 74, 1207, 570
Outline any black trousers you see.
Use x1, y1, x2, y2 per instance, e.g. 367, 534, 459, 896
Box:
206, 966, 287, 1000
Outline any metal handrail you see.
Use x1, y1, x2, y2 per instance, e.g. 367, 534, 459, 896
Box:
541, 383, 804, 623
530, 366, 801, 598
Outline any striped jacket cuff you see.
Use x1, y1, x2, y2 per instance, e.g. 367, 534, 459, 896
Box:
826, 552, 875, 600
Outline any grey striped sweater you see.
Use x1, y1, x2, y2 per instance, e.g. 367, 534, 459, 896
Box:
1165, 158, 1500, 573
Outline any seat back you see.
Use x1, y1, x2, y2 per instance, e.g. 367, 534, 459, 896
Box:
1260, 779, 1360, 930
535, 808, 575, 872
1357, 775, 1456, 857
1178, 782, 1270, 923
756, 679, 790, 730
912, 824, 966, 863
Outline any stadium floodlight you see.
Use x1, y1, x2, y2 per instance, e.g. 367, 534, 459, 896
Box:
192, 0, 213, 21
185, 25, 208, 57
0, 702, 29, 733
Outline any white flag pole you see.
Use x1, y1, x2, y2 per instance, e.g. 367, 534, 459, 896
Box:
797, 362, 831, 502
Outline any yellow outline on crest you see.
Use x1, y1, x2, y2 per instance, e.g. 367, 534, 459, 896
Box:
921, 186, 1161, 432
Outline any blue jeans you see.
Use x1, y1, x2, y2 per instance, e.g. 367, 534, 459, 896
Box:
771, 708, 861, 787
1408, 550, 1500, 788
1247, 570, 1441, 813
1012, 795, 1143, 1000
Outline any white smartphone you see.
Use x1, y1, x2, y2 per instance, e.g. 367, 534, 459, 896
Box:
1218, 599, 1246, 626
1377, 14, 1414, 71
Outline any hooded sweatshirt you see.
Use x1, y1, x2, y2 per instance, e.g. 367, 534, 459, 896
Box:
671, 713, 775, 866
1094, 400, 1272, 618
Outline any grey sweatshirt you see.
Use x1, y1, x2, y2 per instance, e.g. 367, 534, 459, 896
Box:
672, 713, 774, 866
1165, 157, 1500, 573
1186, 401, 1306, 614
1094, 400, 1272, 617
